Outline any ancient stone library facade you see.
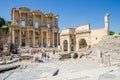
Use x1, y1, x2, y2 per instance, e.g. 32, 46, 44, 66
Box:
11, 7, 59, 48
0, 7, 110, 53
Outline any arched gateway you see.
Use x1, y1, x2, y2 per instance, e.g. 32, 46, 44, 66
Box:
79, 39, 87, 49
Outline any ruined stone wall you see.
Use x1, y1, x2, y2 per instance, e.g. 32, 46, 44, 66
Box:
90, 28, 106, 45
0, 30, 11, 50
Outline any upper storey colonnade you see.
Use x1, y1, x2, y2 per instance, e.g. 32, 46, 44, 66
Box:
11, 7, 59, 28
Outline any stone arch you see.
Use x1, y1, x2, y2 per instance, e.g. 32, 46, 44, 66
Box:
63, 40, 68, 51
79, 39, 87, 49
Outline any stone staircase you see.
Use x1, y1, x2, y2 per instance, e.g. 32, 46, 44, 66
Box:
96, 35, 120, 53
89, 35, 120, 63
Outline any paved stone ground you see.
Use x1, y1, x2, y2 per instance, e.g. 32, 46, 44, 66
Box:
0, 58, 120, 80
1, 36, 120, 80
0, 61, 58, 80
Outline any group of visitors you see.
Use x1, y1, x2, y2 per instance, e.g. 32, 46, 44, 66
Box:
32, 48, 50, 62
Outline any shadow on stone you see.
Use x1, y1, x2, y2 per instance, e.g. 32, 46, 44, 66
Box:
52, 69, 59, 76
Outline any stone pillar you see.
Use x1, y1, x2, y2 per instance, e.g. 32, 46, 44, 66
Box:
76, 38, 79, 51
62, 40, 64, 52
41, 31, 43, 47
104, 13, 110, 35
19, 11, 22, 26
68, 36, 71, 53
27, 13, 29, 26
12, 29, 15, 44
19, 29, 21, 47
47, 30, 50, 47
12, 8, 16, 25
55, 15, 58, 27
41, 15, 43, 26
33, 30, 35, 47
46, 31, 48, 47
45, 15, 48, 27
33, 13, 35, 26
27, 29, 29, 47
52, 16, 54, 27
53, 31, 54, 47
39, 31, 41, 47
57, 33, 59, 46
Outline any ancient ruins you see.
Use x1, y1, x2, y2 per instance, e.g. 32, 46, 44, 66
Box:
0, 7, 120, 80
0, 7, 110, 52
11, 7, 59, 48
60, 14, 110, 53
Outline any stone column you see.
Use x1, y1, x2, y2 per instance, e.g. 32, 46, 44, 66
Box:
19, 29, 21, 47
53, 31, 54, 47
45, 15, 48, 27
27, 13, 29, 26
76, 38, 79, 51
68, 36, 71, 53
55, 16, 58, 27
33, 30, 35, 47
41, 15, 43, 26
27, 29, 29, 47
12, 9, 16, 25
41, 31, 43, 47
39, 31, 41, 47
57, 33, 59, 46
104, 13, 110, 35
19, 11, 22, 26
46, 31, 48, 47
33, 13, 35, 26
47, 30, 50, 47
52, 16, 54, 27
62, 40, 64, 52
12, 29, 15, 44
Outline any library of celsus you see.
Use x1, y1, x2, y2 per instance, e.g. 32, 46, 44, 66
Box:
11, 7, 59, 48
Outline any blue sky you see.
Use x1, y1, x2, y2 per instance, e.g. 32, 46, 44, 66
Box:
0, 0, 120, 32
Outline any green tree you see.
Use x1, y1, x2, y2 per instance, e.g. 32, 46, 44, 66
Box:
0, 17, 6, 27
109, 30, 115, 35
6, 21, 11, 26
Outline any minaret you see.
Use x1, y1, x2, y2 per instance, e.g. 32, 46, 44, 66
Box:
104, 13, 110, 35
